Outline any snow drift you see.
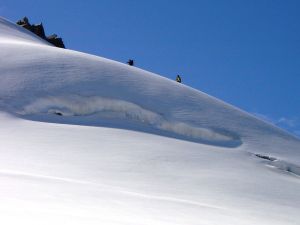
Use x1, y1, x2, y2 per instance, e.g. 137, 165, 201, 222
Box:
20, 95, 240, 146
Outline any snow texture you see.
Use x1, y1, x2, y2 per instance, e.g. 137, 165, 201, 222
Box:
0, 17, 300, 225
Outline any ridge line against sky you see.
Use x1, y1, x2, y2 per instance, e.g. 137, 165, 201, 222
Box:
0, 0, 299, 137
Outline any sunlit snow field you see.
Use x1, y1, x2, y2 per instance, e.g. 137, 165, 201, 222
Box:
0, 17, 300, 225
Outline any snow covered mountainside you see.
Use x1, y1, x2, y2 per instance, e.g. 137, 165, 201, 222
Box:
0, 17, 300, 225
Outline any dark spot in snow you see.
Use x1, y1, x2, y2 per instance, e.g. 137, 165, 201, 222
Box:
254, 153, 300, 177
255, 154, 277, 161
54, 112, 63, 116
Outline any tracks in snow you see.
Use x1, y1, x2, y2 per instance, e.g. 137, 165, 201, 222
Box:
0, 169, 225, 210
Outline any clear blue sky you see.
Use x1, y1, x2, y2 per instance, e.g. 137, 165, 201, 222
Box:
1, 0, 300, 136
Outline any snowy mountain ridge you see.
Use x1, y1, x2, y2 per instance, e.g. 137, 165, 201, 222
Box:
1, 17, 300, 225
0, 17, 299, 150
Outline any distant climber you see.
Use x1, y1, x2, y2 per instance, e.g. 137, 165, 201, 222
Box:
16, 17, 65, 48
127, 59, 134, 66
176, 75, 182, 83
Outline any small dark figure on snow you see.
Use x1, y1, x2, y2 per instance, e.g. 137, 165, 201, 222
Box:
127, 59, 134, 66
176, 75, 182, 83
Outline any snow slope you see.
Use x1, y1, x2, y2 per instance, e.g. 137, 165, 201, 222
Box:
0, 17, 300, 225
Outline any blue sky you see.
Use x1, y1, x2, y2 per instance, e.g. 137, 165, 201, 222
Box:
1, 0, 299, 136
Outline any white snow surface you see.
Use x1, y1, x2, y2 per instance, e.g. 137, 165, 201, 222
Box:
0, 17, 300, 225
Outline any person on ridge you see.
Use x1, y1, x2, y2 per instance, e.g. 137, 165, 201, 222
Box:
127, 59, 134, 66
176, 75, 182, 83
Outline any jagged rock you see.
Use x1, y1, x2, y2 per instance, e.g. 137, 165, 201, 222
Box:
32, 23, 46, 39
16, 17, 31, 30
46, 34, 65, 48
16, 17, 65, 48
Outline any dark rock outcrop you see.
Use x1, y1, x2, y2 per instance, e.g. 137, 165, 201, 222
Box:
16, 17, 65, 48
46, 34, 65, 48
